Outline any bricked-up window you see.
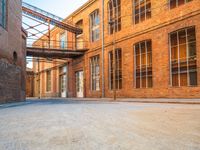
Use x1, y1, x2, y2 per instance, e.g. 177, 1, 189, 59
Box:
46, 70, 51, 92
90, 10, 100, 42
109, 48, 122, 90
90, 55, 100, 91
170, 0, 192, 9
0, 0, 7, 29
134, 40, 153, 88
108, 0, 121, 34
170, 27, 197, 87
134, 0, 151, 24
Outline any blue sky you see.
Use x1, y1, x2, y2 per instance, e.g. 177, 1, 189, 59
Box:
23, 0, 88, 18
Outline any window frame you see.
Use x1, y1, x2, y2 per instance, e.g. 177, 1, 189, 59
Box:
169, 0, 193, 9
90, 55, 100, 91
107, 0, 121, 34
133, 0, 151, 25
46, 70, 52, 92
133, 40, 153, 89
169, 26, 198, 87
0, 0, 7, 29
90, 9, 100, 42
108, 48, 122, 90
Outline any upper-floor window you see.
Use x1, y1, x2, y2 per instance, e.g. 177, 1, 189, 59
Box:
90, 55, 100, 91
60, 32, 67, 49
90, 10, 100, 42
170, 0, 192, 9
109, 48, 122, 90
46, 70, 51, 92
0, 0, 7, 29
76, 20, 84, 49
170, 26, 197, 87
108, 0, 121, 34
134, 0, 151, 24
134, 40, 153, 88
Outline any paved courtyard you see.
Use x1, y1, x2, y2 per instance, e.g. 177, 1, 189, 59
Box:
0, 99, 200, 150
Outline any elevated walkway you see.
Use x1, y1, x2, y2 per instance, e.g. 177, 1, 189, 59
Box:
22, 2, 82, 34
26, 47, 87, 59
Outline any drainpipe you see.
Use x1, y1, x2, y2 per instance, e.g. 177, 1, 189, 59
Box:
101, 0, 105, 98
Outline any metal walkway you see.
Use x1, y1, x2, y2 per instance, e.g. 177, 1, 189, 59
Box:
26, 47, 87, 59
22, 2, 82, 34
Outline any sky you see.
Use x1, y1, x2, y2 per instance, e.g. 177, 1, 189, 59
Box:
24, 0, 88, 68
23, 0, 88, 18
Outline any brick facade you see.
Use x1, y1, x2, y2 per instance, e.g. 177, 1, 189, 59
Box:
33, 0, 200, 99
0, 0, 26, 103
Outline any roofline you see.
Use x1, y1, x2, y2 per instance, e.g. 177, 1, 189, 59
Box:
63, 0, 97, 22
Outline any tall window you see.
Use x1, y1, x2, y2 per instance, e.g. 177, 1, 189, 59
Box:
108, 0, 121, 34
109, 48, 122, 90
60, 32, 67, 49
134, 0, 151, 24
0, 0, 7, 29
90, 55, 100, 91
170, 27, 197, 87
90, 10, 100, 42
134, 40, 152, 88
46, 70, 51, 92
170, 0, 192, 9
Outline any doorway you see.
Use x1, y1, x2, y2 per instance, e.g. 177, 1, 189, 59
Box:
59, 66, 67, 98
76, 71, 84, 98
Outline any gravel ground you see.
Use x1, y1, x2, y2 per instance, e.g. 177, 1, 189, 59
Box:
0, 99, 200, 150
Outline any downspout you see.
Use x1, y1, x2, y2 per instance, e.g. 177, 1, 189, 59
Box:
101, 0, 105, 98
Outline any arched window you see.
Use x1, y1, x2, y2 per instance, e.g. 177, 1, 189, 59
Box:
169, 27, 197, 86
108, 0, 121, 34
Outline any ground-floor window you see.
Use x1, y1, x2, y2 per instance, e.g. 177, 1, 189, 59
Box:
108, 48, 122, 90
134, 40, 153, 88
46, 70, 51, 92
170, 26, 197, 87
90, 55, 100, 91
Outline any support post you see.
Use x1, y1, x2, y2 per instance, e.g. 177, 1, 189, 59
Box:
37, 58, 40, 99
101, 0, 105, 98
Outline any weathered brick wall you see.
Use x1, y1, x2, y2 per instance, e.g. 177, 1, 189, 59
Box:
0, 60, 24, 103
0, 0, 26, 103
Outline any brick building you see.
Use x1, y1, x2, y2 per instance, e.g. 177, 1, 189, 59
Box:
33, 0, 200, 99
0, 0, 27, 103
26, 68, 34, 97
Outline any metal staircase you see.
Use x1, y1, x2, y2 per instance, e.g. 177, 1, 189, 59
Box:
22, 2, 82, 34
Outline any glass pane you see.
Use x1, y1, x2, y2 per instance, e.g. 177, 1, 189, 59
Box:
148, 76, 153, 88
135, 44, 140, 54
179, 44, 187, 60
188, 42, 196, 58
171, 46, 178, 61
142, 77, 146, 88
170, 0, 177, 9
178, 0, 185, 6
189, 71, 197, 86
178, 30, 186, 45
135, 14, 139, 24
136, 77, 140, 88
172, 74, 179, 86
180, 73, 187, 86
187, 27, 196, 43
170, 32, 178, 46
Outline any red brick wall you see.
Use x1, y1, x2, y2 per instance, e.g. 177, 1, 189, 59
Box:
33, 0, 200, 99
